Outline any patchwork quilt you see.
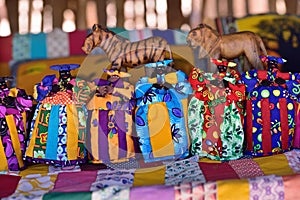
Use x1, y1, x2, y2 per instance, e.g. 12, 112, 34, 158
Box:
1, 149, 300, 199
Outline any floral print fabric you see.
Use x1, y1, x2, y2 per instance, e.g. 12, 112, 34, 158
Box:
0, 87, 33, 171
135, 70, 192, 163
86, 78, 136, 163
188, 67, 245, 161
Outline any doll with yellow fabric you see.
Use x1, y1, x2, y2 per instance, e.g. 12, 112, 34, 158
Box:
26, 64, 88, 167
85, 69, 137, 164
135, 60, 192, 163
0, 77, 33, 171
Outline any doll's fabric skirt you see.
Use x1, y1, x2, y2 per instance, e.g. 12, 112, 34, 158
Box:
25, 103, 87, 166
0, 112, 27, 171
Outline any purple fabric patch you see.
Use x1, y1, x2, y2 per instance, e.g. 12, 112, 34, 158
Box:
249, 175, 284, 200
115, 111, 127, 159
52, 171, 97, 192
98, 110, 109, 162
130, 185, 174, 200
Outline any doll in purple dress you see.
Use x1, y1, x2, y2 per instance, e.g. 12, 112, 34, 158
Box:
0, 77, 33, 171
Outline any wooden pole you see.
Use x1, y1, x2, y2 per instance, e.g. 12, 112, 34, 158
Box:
5, 0, 18, 34
116, 0, 124, 27
284, 0, 297, 14
167, 0, 183, 29
268, 0, 276, 13
201, 0, 207, 22
96, 0, 107, 27
49, 0, 67, 29
77, 0, 87, 29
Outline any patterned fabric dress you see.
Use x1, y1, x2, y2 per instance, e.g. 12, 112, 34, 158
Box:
188, 67, 246, 161
26, 65, 88, 166
85, 75, 136, 164
135, 69, 192, 163
242, 67, 300, 156
0, 84, 33, 171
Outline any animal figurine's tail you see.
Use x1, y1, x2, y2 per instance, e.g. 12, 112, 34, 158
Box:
255, 34, 268, 56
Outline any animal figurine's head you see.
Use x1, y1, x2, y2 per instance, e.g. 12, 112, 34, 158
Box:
82, 24, 114, 54
81, 33, 95, 54
186, 23, 219, 48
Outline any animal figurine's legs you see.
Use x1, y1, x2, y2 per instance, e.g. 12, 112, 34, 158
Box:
244, 50, 264, 70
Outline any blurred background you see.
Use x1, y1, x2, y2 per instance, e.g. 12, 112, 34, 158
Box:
0, 0, 298, 36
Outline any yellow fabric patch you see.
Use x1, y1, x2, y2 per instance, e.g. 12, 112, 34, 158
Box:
8, 88, 18, 97
6, 115, 24, 168
0, 135, 8, 171
148, 103, 174, 158
148, 72, 178, 84
66, 104, 79, 160
254, 154, 294, 176
133, 166, 166, 186
19, 164, 49, 176
13, 173, 57, 197
217, 179, 249, 200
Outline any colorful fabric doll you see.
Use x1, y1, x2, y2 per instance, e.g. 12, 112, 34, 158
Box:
85, 69, 136, 163
188, 59, 246, 161
242, 56, 300, 156
0, 77, 33, 171
26, 64, 88, 167
135, 60, 192, 163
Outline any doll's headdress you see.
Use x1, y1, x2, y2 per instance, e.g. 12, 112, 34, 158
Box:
50, 64, 80, 71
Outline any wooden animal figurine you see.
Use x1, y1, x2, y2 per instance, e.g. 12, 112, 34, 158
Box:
82, 24, 173, 71
186, 23, 268, 72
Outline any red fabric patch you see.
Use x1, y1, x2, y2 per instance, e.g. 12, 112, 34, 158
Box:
68, 30, 88, 55
228, 159, 265, 179
257, 70, 268, 80
261, 98, 272, 155
0, 35, 12, 62
0, 174, 21, 198
52, 171, 97, 192
246, 99, 253, 151
198, 162, 239, 181
279, 98, 289, 150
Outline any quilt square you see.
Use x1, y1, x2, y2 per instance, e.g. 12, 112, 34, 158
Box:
249, 175, 284, 200
0, 175, 21, 198
228, 158, 264, 179
284, 149, 300, 173
90, 168, 135, 190
174, 182, 217, 200
165, 156, 206, 185
52, 171, 97, 192
5, 173, 57, 199
198, 162, 239, 181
